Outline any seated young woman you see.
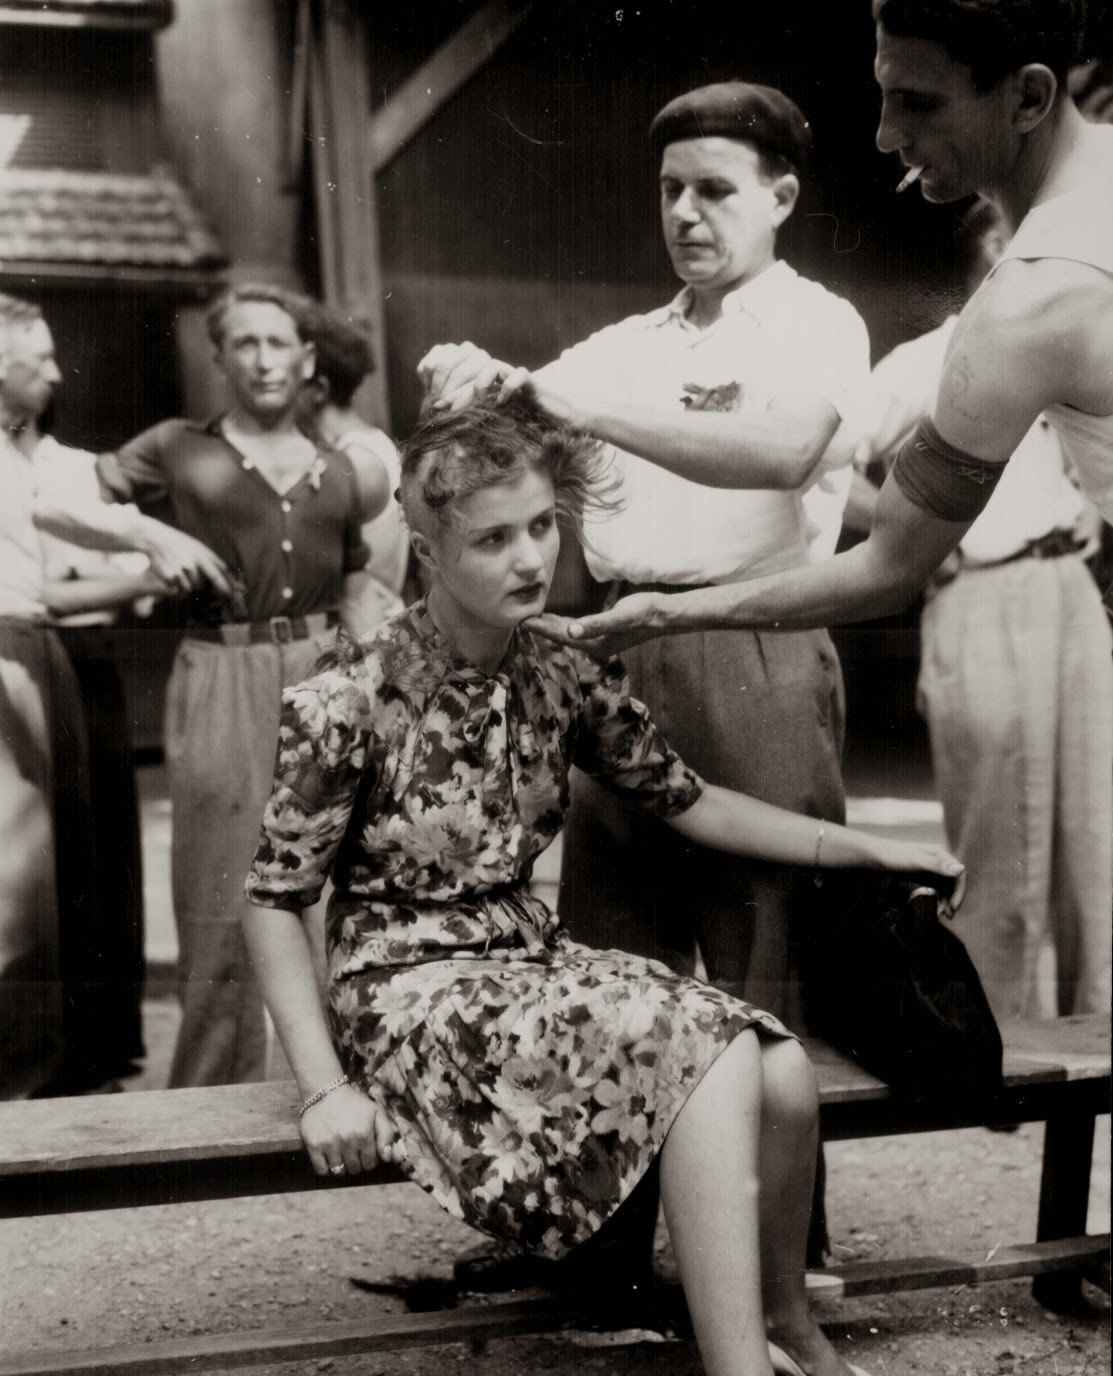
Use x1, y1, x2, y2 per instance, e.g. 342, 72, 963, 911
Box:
243, 397, 962, 1376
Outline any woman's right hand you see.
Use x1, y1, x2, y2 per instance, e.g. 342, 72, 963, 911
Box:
299, 1084, 404, 1177
868, 835, 962, 878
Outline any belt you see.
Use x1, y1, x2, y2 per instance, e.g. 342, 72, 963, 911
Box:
969, 529, 1086, 570
188, 609, 340, 646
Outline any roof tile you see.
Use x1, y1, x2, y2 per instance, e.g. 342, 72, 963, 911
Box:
0, 165, 225, 271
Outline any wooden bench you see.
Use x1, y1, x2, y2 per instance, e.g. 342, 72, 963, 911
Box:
0, 1012, 1107, 1376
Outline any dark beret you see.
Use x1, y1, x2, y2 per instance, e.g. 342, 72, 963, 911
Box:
649, 81, 811, 172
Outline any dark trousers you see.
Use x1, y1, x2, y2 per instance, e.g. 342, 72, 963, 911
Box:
559, 621, 847, 1266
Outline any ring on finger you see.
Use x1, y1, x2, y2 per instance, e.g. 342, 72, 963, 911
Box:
330, 1163, 346, 1176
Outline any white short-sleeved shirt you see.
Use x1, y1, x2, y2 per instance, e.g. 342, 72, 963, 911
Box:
33, 438, 148, 626
0, 433, 45, 619
1, 434, 147, 621
536, 259, 870, 585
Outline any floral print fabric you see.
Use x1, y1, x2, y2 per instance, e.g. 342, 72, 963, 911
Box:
247, 599, 789, 1257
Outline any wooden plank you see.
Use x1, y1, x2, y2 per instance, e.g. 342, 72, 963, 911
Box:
0, 1081, 305, 1174
804, 1234, 1110, 1299
368, 0, 534, 173
1033, 1107, 1100, 1311
1, 1016, 1106, 1179
0, 1151, 407, 1219
1000, 1012, 1113, 1080
0, 1294, 582, 1376
0, 1237, 1106, 1376
820, 1076, 1109, 1142
804, 1012, 1112, 1104
5, 1073, 1102, 1219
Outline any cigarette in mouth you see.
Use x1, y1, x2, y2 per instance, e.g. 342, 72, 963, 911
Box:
895, 165, 924, 193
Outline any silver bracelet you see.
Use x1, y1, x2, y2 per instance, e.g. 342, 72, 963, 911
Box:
299, 1074, 350, 1118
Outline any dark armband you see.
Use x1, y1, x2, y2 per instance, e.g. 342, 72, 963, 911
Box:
891, 416, 1006, 521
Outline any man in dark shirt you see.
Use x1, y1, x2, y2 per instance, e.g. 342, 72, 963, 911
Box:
99, 284, 388, 1087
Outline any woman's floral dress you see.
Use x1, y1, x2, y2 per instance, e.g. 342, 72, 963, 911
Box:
246, 599, 790, 1259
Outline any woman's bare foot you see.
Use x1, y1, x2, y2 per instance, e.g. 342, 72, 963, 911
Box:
767, 1316, 862, 1376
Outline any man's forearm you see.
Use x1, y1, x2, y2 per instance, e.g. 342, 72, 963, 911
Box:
33, 496, 158, 554
655, 538, 924, 631
646, 466, 972, 632
43, 570, 165, 617
567, 393, 837, 490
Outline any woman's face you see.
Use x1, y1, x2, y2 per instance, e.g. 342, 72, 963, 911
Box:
419, 466, 560, 633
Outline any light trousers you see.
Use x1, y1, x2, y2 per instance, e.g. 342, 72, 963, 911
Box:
917, 555, 1113, 1022
164, 631, 334, 1087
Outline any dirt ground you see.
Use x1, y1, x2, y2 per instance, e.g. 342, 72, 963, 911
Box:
3, 995, 1109, 1376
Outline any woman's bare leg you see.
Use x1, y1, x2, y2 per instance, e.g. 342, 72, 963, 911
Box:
660, 1030, 855, 1376
659, 1028, 772, 1376
757, 1038, 849, 1376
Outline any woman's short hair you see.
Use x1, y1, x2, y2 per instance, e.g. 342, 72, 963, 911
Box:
873, 0, 1081, 89
399, 394, 618, 545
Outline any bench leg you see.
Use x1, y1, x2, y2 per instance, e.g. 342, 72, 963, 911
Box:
1032, 1109, 1097, 1312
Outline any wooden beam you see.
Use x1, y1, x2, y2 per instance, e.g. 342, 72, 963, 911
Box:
285, 0, 312, 189
369, 0, 534, 173
307, 0, 390, 426
0, 3, 173, 30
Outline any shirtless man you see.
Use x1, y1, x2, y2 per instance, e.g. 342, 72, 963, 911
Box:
528, 0, 1113, 649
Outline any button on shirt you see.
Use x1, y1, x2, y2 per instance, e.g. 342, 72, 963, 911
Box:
536, 260, 871, 585
96, 417, 368, 626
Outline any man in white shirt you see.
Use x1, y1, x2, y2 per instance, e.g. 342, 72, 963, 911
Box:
0, 292, 226, 1099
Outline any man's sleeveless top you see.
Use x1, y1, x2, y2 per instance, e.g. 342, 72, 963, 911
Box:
988, 147, 1113, 522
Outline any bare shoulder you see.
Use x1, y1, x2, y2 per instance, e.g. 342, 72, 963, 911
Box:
933, 268, 1085, 457
954, 261, 1111, 393
978, 255, 1113, 325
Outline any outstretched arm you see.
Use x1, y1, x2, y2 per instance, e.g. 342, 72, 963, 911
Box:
504, 369, 842, 490
670, 783, 962, 882
43, 567, 172, 617
531, 273, 1074, 651
527, 472, 971, 655
33, 495, 231, 597
420, 342, 846, 491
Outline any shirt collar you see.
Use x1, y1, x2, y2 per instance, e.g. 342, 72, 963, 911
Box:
663, 258, 796, 329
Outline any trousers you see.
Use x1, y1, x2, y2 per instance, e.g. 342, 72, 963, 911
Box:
164, 629, 336, 1087
917, 554, 1113, 1021
558, 622, 846, 1031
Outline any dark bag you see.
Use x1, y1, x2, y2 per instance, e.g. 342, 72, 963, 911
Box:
800, 868, 1004, 1103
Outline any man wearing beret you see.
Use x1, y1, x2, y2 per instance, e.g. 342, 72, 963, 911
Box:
420, 80, 870, 1282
